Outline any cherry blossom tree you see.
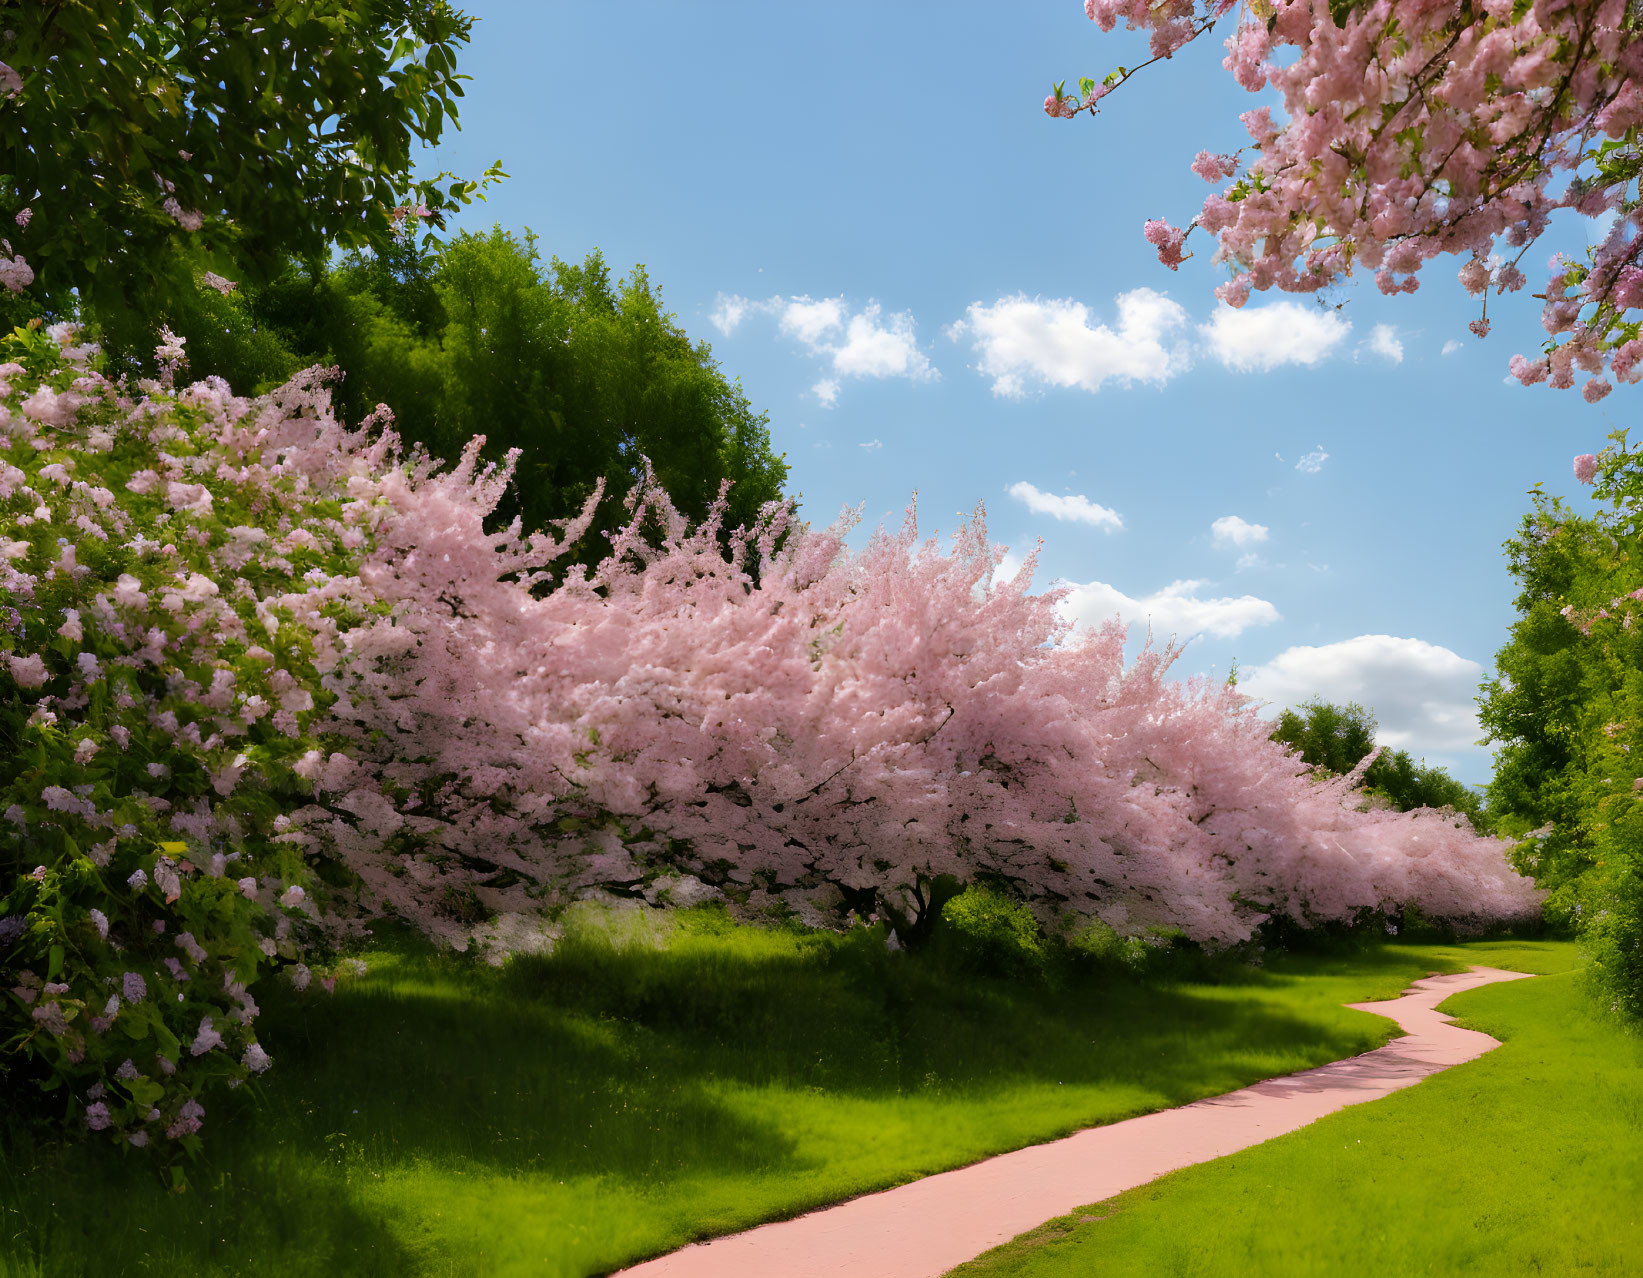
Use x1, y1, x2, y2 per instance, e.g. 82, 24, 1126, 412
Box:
2, 317, 1543, 1151
296, 432, 1543, 954
1050, 0, 1643, 400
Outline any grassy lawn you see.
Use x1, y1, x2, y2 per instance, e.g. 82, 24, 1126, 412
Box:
0, 912, 1582, 1278
952, 943, 1637, 1278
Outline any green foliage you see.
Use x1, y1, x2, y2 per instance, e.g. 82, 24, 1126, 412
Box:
1481, 439, 1643, 1018
936, 886, 1047, 979
0, 0, 498, 355
169, 226, 791, 556
1270, 699, 1488, 831
1271, 698, 1378, 777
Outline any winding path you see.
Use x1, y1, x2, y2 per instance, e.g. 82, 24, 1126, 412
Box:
615, 965, 1532, 1278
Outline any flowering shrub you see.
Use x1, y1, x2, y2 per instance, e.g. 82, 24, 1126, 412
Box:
0, 323, 364, 1152
2, 318, 1546, 1151
1052, 0, 1643, 399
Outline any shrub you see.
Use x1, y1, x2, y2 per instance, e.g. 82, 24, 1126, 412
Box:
937, 886, 1046, 980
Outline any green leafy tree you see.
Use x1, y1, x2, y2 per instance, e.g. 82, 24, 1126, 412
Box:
170, 227, 790, 555
1271, 699, 1488, 832
1478, 492, 1616, 919
0, 0, 498, 352
1480, 445, 1643, 1017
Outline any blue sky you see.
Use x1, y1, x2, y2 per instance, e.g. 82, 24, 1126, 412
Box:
422, 1, 1619, 785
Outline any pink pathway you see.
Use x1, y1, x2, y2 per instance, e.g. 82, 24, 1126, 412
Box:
615, 965, 1533, 1278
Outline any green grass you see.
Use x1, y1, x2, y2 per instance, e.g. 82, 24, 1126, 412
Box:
952, 944, 1638, 1278
0, 913, 1583, 1278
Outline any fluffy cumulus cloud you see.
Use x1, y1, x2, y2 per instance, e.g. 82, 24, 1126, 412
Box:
1365, 323, 1404, 364
1060, 578, 1280, 640
778, 296, 848, 347
1239, 635, 1485, 755
1211, 514, 1269, 549
708, 292, 937, 404
947, 289, 1190, 396
1200, 301, 1352, 372
1441, 338, 1463, 357
1006, 481, 1123, 531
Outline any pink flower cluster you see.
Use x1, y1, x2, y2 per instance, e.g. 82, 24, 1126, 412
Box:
1063, 0, 1643, 391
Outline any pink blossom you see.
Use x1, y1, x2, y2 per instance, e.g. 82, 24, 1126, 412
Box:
1574, 453, 1600, 484
0, 253, 31, 293
7, 651, 47, 687
1050, 0, 1643, 393
175, 932, 208, 964
84, 1102, 111, 1131
189, 1017, 223, 1056
1143, 218, 1188, 269
242, 1042, 273, 1073
161, 197, 204, 232
1190, 150, 1237, 182
1582, 378, 1613, 403
165, 1098, 204, 1138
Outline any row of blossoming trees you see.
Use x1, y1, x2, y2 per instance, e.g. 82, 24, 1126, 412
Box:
0, 313, 1543, 1151
1047, 0, 1643, 1014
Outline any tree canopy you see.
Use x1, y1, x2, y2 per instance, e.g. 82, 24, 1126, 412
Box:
1271, 699, 1489, 832
166, 227, 790, 554
1054, 0, 1643, 400
1479, 447, 1643, 1016
0, 0, 497, 352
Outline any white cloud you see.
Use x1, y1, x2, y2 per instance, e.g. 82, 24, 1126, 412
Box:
1201, 301, 1351, 372
1060, 578, 1281, 640
779, 295, 847, 347
831, 304, 935, 381
1441, 338, 1463, 356
1294, 445, 1329, 474
950, 289, 1190, 397
859, 438, 883, 451
710, 293, 752, 337
701, 293, 939, 402
1365, 323, 1404, 364
1007, 481, 1123, 531
1239, 635, 1485, 755
1211, 514, 1269, 549
1236, 552, 1265, 572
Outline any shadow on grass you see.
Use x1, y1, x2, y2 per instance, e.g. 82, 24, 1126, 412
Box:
0, 916, 1447, 1277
